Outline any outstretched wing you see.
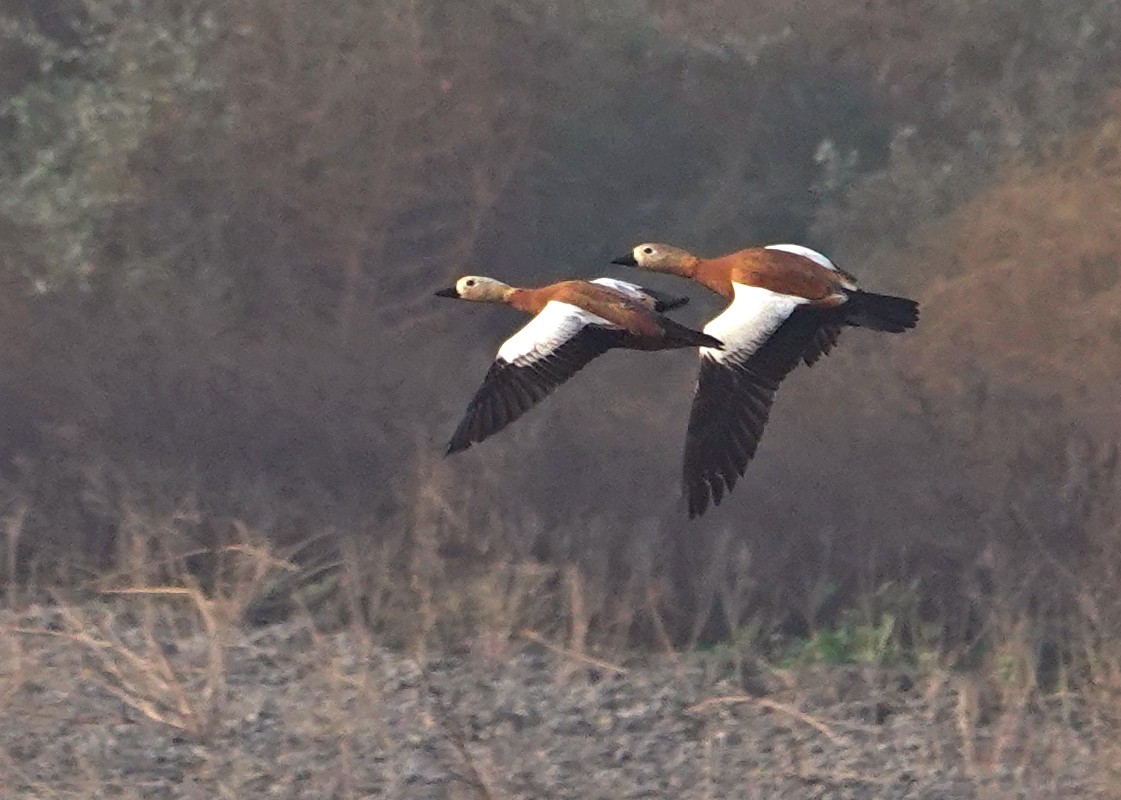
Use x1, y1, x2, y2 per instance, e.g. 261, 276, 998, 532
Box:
446, 302, 625, 454
683, 285, 825, 517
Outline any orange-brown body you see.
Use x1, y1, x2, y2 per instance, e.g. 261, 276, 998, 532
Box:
434, 273, 722, 455
507, 281, 690, 348
612, 241, 919, 517
656, 249, 857, 306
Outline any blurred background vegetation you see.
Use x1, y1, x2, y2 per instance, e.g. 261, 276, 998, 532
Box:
1, 0, 1120, 669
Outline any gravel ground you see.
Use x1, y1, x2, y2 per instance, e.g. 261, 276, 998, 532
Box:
0, 605, 1117, 799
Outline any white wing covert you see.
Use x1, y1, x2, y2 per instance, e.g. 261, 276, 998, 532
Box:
589, 277, 690, 312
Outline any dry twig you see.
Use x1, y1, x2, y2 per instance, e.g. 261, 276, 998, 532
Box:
687, 694, 845, 745
519, 629, 628, 675
419, 665, 497, 800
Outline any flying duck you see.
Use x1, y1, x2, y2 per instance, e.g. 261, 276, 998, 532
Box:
435, 275, 723, 454
612, 243, 919, 517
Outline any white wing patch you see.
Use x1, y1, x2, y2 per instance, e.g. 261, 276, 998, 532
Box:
701, 284, 807, 364
589, 277, 648, 301
765, 243, 837, 271
587, 277, 663, 309
497, 301, 617, 365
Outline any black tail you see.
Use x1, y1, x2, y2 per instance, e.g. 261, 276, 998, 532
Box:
661, 317, 723, 349
843, 290, 919, 333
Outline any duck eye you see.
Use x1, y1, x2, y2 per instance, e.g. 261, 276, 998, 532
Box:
642, 247, 654, 255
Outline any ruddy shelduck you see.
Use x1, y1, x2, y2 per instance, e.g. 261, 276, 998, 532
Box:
612, 243, 919, 517
435, 275, 723, 454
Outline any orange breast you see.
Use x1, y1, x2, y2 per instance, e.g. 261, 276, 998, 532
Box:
693, 259, 736, 299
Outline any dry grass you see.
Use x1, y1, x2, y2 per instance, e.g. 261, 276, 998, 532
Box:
1, 597, 1117, 798
7, 527, 298, 741
0, 499, 1119, 798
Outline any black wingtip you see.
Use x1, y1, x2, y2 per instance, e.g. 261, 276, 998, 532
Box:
612, 253, 638, 266
434, 287, 459, 298
684, 475, 710, 518
642, 288, 690, 312
445, 435, 472, 455
657, 296, 690, 312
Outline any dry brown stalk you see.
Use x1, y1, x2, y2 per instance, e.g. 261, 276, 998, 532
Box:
687, 694, 845, 745
419, 664, 498, 800
519, 629, 628, 675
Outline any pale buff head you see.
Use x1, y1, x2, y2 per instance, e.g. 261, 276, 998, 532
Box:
434, 276, 513, 303
612, 243, 697, 273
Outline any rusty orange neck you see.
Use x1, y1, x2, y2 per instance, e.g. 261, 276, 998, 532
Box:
505, 286, 546, 315
693, 258, 735, 300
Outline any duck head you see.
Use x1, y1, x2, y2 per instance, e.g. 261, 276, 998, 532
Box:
612, 243, 696, 274
434, 276, 513, 302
